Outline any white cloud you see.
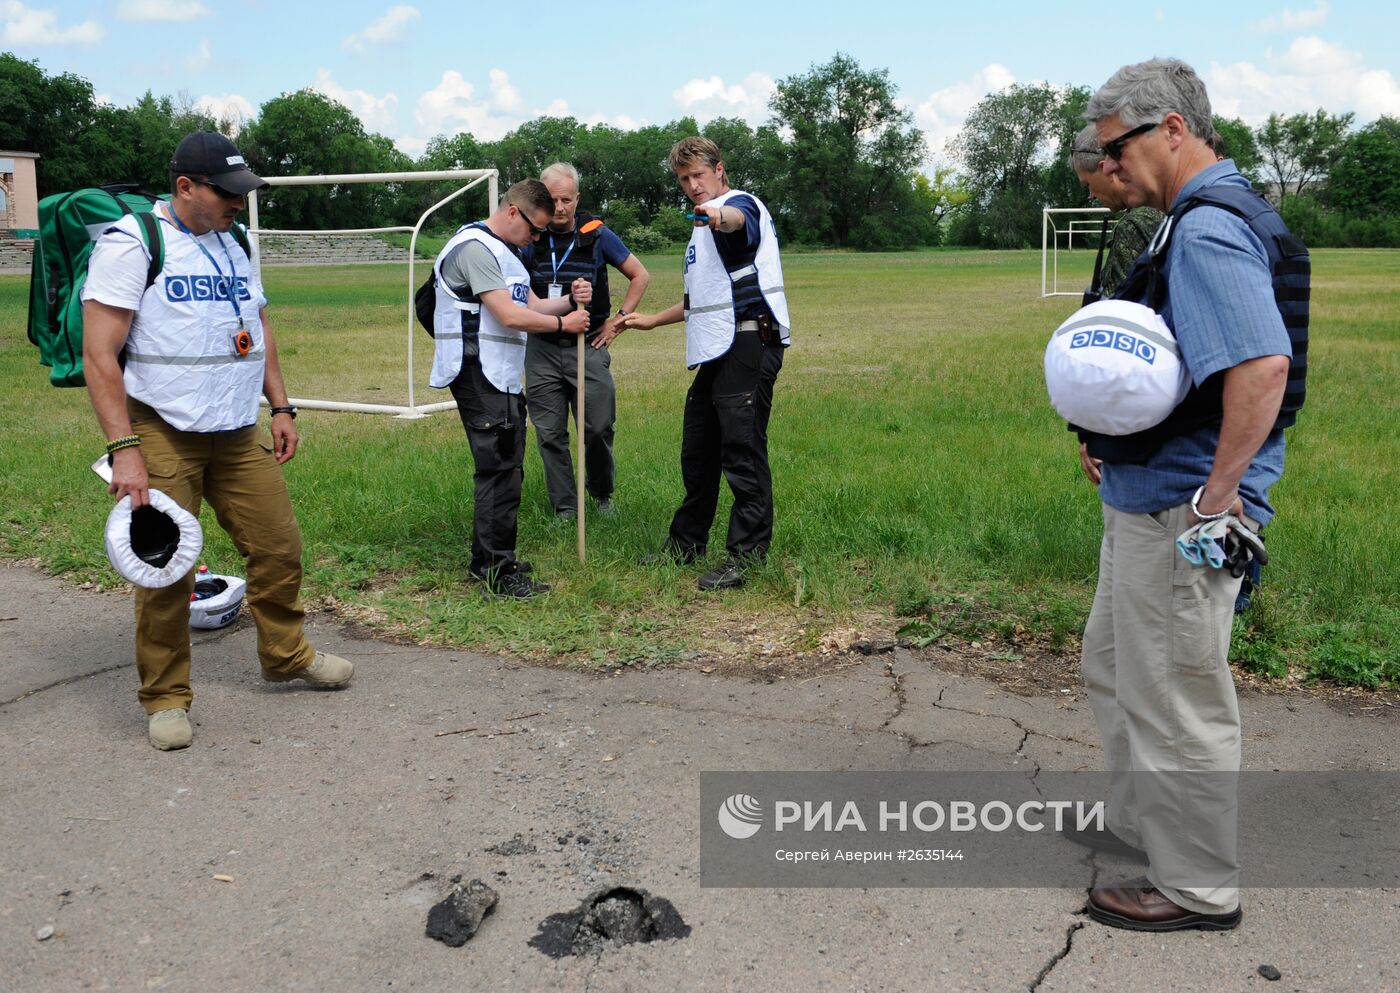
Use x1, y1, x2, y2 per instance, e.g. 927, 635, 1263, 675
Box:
671, 72, 776, 126
1252, 0, 1328, 32
116, 0, 211, 21
1207, 36, 1400, 123
914, 64, 1017, 164
414, 68, 530, 143
342, 4, 419, 55
487, 68, 522, 113
195, 93, 255, 129
311, 68, 399, 133
1, 0, 104, 44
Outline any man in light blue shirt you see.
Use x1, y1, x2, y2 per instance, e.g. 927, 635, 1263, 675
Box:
1069, 59, 1301, 933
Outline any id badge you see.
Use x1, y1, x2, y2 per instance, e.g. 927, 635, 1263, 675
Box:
547, 283, 563, 299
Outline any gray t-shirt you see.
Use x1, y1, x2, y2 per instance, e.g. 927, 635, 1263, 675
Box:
441, 238, 505, 297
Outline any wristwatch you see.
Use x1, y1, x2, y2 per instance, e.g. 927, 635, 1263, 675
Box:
617, 309, 629, 317
270, 405, 297, 419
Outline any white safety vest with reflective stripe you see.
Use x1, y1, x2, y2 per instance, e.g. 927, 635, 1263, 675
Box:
114, 207, 268, 433
682, 189, 791, 367
429, 224, 530, 393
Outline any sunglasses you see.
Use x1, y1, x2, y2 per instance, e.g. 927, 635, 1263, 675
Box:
514, 205, 547, 237
1099, 121, 1159, 161
192, 179, 245, 201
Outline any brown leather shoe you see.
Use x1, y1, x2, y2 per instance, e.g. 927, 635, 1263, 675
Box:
1088, 877, 1242, 932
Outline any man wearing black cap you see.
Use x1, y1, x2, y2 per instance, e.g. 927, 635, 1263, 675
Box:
81, 131, 354, 752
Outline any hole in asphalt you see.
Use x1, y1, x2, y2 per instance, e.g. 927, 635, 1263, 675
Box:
529, 887, 691, 958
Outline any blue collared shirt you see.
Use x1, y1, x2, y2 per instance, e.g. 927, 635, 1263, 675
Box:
1099, 161, 1293, 525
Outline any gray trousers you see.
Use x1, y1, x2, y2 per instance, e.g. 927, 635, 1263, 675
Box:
525, 336, 616, 514
1080, 501, 1247, 914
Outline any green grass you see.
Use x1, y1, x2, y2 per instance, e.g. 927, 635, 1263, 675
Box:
3, 248, 1397, 686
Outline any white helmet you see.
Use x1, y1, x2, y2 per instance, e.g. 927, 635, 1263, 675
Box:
190, 573, 247, 629
1044, 299, 1191, 436
104, 489, 203, 588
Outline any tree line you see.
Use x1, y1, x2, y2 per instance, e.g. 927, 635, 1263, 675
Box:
4, 50, 1398, 250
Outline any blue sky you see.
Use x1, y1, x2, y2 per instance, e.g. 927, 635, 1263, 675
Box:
5, 0, 1399, 162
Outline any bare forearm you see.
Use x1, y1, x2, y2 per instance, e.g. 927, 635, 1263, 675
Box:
1201, 355, 1290, 512
82, 301, 135, 441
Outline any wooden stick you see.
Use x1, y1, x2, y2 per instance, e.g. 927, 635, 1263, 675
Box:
577, 321, 586, 564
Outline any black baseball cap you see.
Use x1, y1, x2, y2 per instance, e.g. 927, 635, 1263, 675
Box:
170, 131, 269, 195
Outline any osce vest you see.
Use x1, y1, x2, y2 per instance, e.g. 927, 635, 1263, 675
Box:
429, 224, 531, 393
682, 190, 791, 367
1079, 183, 1309, 465
527, 212, 611, 341
115, 205, 267, 433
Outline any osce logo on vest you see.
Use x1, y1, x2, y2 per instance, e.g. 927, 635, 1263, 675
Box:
1069, 328, 1157, 365
685, 245, 697, 272
164, 274, 252, 303
511, 282, 529, 305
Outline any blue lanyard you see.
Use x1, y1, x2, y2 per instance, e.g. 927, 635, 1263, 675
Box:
548, 232, 578, 284
165, 205, 246, 327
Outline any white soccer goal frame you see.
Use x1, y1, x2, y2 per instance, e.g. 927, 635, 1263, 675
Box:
1041, 206, 1112, 298
247, 168, 499, 418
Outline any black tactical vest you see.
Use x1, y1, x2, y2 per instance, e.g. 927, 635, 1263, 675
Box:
526, 212, 612, 342
1078, 183, 1309, 465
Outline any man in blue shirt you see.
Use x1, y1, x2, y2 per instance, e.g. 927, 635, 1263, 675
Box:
621, 137, 791, 590
1070, 59, 1298, 932
524, 162, 650, 521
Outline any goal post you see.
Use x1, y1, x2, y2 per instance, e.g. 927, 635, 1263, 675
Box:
247, 168, 499, 418
1041, 206, 1112, 298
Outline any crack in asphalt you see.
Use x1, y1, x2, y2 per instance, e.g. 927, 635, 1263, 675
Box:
1028, 861, 1098, 992
877, 659, 911, 746
0, 663, 128, 709
1027, 921, 1086, 992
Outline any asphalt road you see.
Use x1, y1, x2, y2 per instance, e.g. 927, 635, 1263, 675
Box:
2, 565, 1396, 993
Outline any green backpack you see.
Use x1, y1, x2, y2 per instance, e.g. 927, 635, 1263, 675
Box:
26, 183, 250, 387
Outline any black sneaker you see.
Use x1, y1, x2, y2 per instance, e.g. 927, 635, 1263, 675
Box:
472, 561, 545, 599
484, 570, 551, 601
698, 558, 747, 591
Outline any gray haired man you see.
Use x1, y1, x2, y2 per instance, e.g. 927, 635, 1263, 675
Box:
1068, 59, 1305, 932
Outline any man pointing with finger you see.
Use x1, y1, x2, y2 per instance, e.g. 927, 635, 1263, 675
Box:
622, 137, 791, 590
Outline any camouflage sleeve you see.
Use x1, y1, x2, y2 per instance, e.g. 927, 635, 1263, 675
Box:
1100, 207, 1165, 298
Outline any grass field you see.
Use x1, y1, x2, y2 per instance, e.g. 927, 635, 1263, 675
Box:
2, 248, 1397, 686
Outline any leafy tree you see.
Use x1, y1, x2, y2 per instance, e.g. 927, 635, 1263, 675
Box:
0, 52, 125, 195
412, 129, 491, 227
950, 82, 1070, 247
1254, 109, 1354, 201
107, 92, 219, 193
1328, 124, 1400, 216
698, 117, 787, 215
1209, 115, 1260, 181
1041, 86, 1094, 214
484, 116, 584, 186
770, 53, 930, 248
240, 89, 404, 228
915, 168, 973, 242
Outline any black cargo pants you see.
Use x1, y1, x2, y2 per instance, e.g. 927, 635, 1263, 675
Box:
450, 357, 527, 577
667, 327, 783, 561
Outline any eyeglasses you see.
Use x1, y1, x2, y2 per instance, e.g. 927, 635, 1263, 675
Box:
1099, 121, 1159, 161
192, 179, 245, 201
514, 205, 547, 237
